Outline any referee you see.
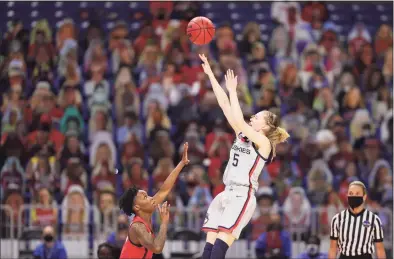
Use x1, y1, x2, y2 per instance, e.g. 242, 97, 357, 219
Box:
328, 181, 386, 259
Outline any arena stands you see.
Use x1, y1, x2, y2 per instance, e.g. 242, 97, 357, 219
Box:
0, 1, 392, 259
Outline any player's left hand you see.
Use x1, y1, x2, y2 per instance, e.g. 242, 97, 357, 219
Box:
225, 69, 238, 92
181, 142, 190, 165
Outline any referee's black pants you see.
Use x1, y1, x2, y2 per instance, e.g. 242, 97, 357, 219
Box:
339, 254, 372, 259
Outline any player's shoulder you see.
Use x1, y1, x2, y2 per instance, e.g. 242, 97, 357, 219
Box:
130, 222, 146, 233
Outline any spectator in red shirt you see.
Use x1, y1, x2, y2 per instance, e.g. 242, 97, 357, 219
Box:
251, 191, 277, 240
348, 23, 372, 58
31, 187, 58, 227
150, 1, 173, 38
0, 133, 27, 166
208, 159, 226, 198
120, 134, 144, 167
26, 82, 63, 128
58, 134, 86, 170
162, 26, 190, 62
153, 157, 174, 188
92, 161, 116, 198
133, 22, 160, 56
301, 1, 328, 24
204, 119, 233, 154
61, 158, 87, 194
374, 24, 393, 58
26, 114, 64, 153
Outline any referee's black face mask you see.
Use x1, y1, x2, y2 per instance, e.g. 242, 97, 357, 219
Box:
347, 196, 364, 209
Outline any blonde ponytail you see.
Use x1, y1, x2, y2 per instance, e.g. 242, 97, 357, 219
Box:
266, 126, 290, 156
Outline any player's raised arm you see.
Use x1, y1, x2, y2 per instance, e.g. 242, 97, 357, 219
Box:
152, 143, 189, 205
226, 69, 270, 150
199, 54, 240, 134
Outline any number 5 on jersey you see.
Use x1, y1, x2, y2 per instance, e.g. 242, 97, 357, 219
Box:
232, 153, 239, 167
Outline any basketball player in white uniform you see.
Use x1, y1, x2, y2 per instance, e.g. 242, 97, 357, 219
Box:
199, 54, 290, 259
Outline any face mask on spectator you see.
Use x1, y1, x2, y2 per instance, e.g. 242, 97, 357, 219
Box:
43, 234, 54, 242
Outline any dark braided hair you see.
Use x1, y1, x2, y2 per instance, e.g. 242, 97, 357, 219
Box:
119, 186, 139, 216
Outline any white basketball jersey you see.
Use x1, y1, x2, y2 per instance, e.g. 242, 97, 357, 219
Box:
223, 132, 272, 191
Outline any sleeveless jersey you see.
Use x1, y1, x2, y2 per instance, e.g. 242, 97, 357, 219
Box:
120, 216, 154, 259
223, 132, 272, 191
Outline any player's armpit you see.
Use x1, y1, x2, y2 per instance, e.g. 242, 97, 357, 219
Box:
131, 222, 168, 254
131, 223, 156, 252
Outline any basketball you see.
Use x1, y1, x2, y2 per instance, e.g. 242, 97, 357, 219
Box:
187, 16, 215, 45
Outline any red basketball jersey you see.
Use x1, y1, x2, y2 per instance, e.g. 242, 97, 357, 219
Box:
120, 216, 155, 259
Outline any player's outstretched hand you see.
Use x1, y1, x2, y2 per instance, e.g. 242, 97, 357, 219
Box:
181, 142, 190, 165
225, 69, 238, 92
158, 201, 170, 224
199, 54, 213, 76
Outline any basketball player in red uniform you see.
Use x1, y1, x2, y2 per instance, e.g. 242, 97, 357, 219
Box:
119, 143, 189, 259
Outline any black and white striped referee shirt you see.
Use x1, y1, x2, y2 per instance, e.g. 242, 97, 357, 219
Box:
330, 208, 384, 256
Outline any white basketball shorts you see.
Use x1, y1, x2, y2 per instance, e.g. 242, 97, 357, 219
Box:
202, 185, 256, 239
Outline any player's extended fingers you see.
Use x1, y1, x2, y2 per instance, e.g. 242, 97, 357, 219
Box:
199, 54, 206, 63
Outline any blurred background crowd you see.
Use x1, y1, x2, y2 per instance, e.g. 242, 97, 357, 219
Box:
0, 1, 392, 259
